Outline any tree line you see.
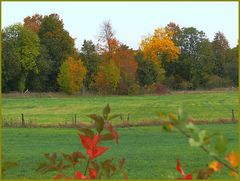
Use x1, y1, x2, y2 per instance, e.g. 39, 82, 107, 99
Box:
2, 13, 238, 94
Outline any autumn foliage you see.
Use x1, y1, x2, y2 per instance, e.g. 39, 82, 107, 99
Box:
113, 45, 138, 94
57, 56, 86, 94
159, 110, 239, 179
94, 60, 120, 94
37, 104, 127, 180
140, 27, 180, 64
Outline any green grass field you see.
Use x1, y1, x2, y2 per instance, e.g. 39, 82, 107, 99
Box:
2, 124, 238, 179
2, 91, 238, 125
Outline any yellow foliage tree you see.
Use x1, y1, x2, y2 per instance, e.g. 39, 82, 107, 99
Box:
140, 27, 180, 64
57, 56, 87, 94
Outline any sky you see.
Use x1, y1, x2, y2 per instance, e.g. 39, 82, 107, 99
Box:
2, 1, 239, 50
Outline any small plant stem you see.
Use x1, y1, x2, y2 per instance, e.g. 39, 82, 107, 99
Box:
84, 159, 90, 175
175, 124, 239, 174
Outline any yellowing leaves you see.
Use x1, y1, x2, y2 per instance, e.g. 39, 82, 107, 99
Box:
226, 152, 239, 168
208, 160, 223, 172
57, 56, 87, 94
140, 27, 180, 64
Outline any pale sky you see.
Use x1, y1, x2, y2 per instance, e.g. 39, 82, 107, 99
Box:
2, 1, 239, 50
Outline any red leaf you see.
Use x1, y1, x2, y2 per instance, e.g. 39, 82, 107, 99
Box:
184, 174, 192, 180
75, 171, 87, 179
176, 160, 185, 176
79, 135, 92, 150
105, 124, 119, 144
176, 160, 192, 180
89, 168, 97, 179
87, 146, 109, 160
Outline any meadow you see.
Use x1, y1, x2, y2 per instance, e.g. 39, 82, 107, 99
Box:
2, 124, 238, 179
2, 90, 238, 125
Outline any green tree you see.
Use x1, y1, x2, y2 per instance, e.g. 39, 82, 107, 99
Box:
137, 60, 159, 87
224, 45, 238, 86
26, 45, 54, 91
2, 23, 40, 92
212, 31, 230, 78
190, 39, 215, 88
80, 40, 100, 90
39, 13, 75, 90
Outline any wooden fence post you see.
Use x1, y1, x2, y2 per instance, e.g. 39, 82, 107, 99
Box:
74, 114, 77, 127
21, 113, 25, 128
127, 113, 130, 121
232, 109, 235, 122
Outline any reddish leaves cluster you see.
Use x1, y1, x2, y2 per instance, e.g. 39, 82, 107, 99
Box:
80, 134, 109, 160
38, 105, 127, 180
176, 160, 192, 180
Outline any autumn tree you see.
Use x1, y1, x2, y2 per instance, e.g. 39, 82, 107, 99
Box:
94, 60, 120, 94
113, 44, 138, 94
23, 14, 43, 33
2, 23, 40, 92
57, 56, 86, 94
80, 40, 100, 90
98, 20, 119, 59
39, 13, 75, 90
140, 27, 180, 64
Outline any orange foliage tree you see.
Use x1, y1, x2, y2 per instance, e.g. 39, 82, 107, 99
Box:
57, 56, 87, 94
23, 14, 43, 33
113, 44, 138, 94
140, 27, 180, 65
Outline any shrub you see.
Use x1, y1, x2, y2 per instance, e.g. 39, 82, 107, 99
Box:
155, 83, 168, 94
178, 80, 193, 90
128, 83, 141, 95
205, 75, 223, 89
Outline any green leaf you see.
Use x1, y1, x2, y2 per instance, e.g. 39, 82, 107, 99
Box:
103, 104, 111, 119
109, 114, 122, 121
214, 135, 228, 155
178, 108, 188, 123
189, 138, 201, 147
87, 114, 104, 133
186, 122, 198, 134
199, 130, 210, 145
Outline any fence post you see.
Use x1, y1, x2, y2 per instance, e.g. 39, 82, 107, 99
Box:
74, 114, 77, 127
127, 113, 130, 121
232, 109, 235, 122
21, 113, 25, 128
